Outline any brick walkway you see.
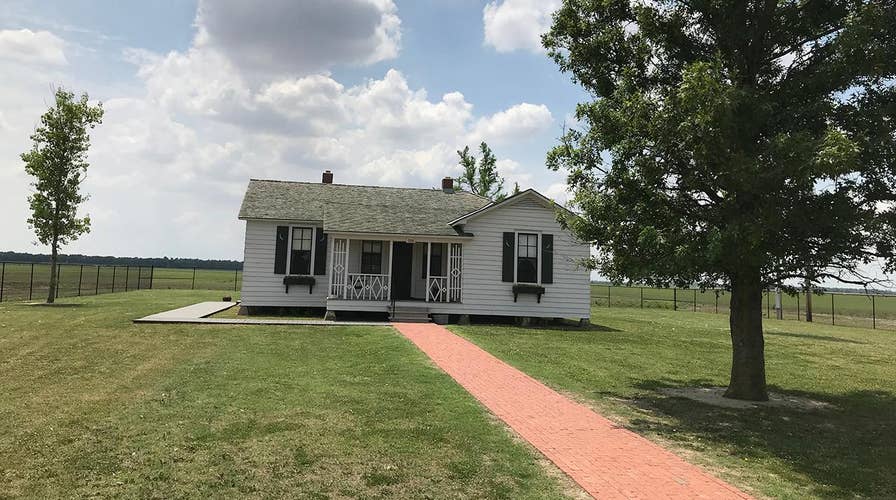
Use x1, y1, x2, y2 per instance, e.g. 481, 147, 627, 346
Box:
393, 322, 753, 500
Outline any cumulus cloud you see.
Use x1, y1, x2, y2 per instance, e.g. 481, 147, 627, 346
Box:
0, 28, 67, 65
195, 0, 400, 76
1, 3, 567, 260
483, 0, 560, 53
471, 102, 553, 143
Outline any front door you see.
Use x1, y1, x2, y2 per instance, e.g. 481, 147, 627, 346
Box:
390, 242, 413, 300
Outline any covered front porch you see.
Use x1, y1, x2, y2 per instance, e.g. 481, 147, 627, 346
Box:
326, 236, 463, 303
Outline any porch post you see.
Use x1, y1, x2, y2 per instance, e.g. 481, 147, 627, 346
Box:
326, 234, 334, 297
425, 241, 431, 302
343, 238, 350, 299
387, 240, 393, 300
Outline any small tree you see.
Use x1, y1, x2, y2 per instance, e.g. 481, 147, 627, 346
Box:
21, 88, 103, 303
456, 142, 507, 200
544, 1, 896, 400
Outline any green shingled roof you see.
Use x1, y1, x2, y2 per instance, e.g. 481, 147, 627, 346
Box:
238, 179, 492, 236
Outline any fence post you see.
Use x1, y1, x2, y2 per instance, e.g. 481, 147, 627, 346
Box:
607, 285, 611, 307
715, 291, 718, 314
150, 266, 154, 289
673, 288, 677, 310
640, 287, 643, 309
693, 289, 697, 312
78, 264, 84, 296
766, 290, 770, 317
136, 266, 141, 290
29, 263, 34, 301
831, 293, 835, 325
111, 266, 116, 293
192, 267, 196, 290
124, 266, 129, 292
872, 294, 876, 329
56, 265, 61, 299
797, 293, 800, 321
234, 268, 239, 291
0, 262, 5, 303
95, 266, 100, 295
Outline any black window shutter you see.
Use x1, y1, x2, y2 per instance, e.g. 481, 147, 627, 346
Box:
541, 234, 553, 284
274, 226, 289, 274
313, 228, 328, 275
502, 232, 515, 282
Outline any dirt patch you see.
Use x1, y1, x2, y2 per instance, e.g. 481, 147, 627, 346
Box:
659, 386, 835, 410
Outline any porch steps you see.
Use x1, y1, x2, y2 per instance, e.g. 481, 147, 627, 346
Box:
389, 304, 430, 323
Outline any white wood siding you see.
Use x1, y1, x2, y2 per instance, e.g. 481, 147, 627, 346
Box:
456, 197, 591, 319
240, 220, 329, 307
240, 195, 590, 318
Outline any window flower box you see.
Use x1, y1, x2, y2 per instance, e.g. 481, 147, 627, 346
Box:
283, 275, 315, 294
512, 283, 546, 303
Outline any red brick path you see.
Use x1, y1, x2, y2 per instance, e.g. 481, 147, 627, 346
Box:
393, 322, 753, 500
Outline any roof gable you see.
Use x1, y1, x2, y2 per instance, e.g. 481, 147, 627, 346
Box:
448, 189, 575, 226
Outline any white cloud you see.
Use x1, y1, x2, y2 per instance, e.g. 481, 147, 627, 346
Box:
0, 28, 67, 66
545, 182, 571, 204
0, 4, 569, 261
483, 0, 560, 53
471, 102, 553, 143
195, 0, 400, 76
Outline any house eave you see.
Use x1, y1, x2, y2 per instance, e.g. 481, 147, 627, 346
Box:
448, 189, 577, 226
326, 230, 473, 242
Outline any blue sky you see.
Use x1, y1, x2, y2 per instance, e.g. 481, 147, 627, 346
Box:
0, 0, 590, 261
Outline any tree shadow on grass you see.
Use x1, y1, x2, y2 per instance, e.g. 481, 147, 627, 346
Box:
528, 323, 622, 333
467, 316, 622, 333
21, 303, 86, 308
765, 330, 866, 344
628, 379, 895, 498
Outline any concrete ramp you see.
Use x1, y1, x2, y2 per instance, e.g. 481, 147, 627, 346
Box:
135, 301, 236, 322
134, 302, 390, 326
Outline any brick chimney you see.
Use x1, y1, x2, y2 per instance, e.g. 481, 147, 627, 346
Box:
322, 170, 333, 184
442, 176, 454, 193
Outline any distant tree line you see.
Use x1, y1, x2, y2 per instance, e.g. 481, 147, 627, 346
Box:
0, 251, 242, 270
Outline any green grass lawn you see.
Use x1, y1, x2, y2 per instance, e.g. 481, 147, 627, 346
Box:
591, 283, 896, 329
0, 290, 568, 499
453, 308, 896, 499
0, 262, 241, 302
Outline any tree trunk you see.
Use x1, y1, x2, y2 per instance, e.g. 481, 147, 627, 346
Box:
724, 270, 768, 401
47, 236, 58, 304
804, 276, 813, 322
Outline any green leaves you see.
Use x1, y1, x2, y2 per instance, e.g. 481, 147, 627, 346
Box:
455, 142, 507, 201
21, 88, 103, 248
544, 0, 896, 290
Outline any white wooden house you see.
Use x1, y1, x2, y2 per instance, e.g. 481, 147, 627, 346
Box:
237, 171, 591, 323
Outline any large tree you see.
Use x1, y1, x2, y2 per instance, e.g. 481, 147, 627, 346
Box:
22, 88, 103, 303
544, 0, 896, 400
456, 142, 508, 200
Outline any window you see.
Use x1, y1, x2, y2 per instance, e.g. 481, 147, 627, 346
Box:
361, 240, 382, 274
422, 243, 443, 278
290, 227, 314, 275
517, 233, 538, 283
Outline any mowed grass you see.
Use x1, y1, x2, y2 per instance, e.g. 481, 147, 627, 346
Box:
590, 284, 896, 329
0, 290, 567, 499
453, 308, 896, 499
0, 263, 242, 302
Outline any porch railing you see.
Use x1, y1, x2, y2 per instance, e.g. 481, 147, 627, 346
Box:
427, 276, 449, 302
346, 273, 390, 301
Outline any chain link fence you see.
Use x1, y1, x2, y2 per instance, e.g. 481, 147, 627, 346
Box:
0, 262, 242, 303
591, 284, 896, 330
